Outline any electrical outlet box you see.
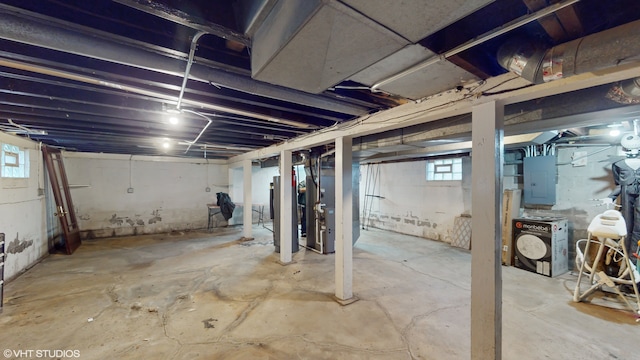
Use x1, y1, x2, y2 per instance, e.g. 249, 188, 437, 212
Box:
127, 187, 134, 193
205, 187, 211, 192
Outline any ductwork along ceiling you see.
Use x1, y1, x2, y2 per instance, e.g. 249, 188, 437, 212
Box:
0, 0, 639, 159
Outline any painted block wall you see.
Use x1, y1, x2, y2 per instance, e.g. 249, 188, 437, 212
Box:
523, 145, 618, 267
361, 147, 619, 267
62, 152, 229, 238
360, 159, 469, 242
0, 132, 48, 280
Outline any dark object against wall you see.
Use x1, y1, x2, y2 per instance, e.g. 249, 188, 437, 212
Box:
216, 192, 236, 220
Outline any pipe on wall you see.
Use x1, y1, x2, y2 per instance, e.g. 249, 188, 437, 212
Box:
497, 19, 640, 84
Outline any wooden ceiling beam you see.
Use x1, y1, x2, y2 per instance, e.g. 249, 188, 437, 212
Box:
522, 0, 570, 42
550, 0, 585, 38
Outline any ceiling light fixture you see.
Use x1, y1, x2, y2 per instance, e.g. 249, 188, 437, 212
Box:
162, 106, 212, 155
165, 107, 182, 125
159, 137, 173, 151
608, 123, 623, 137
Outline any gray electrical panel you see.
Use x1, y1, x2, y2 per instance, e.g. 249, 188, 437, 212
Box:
523, 155, 556, 206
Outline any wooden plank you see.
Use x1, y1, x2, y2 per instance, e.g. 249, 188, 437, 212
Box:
501, 189, 522, 265
550, 0, 584, 38
522, 0, 570, 42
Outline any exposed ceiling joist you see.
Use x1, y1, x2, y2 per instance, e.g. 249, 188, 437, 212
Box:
1, 0, 639, 159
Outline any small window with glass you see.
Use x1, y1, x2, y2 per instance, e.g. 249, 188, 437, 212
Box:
426, 157, 462, 181
1, 143, 30, 178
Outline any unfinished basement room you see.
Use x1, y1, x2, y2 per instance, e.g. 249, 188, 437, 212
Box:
1, 0, 640, 359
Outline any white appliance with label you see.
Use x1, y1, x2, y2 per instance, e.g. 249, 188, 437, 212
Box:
512, 217, 568, 277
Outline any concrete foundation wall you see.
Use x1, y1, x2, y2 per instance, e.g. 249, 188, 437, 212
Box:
63, 153, 229, 238
360, 159, 469, 243
0, 133, 48, 280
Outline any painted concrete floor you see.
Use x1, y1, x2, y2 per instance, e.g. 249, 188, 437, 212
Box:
1, 225, 638, 359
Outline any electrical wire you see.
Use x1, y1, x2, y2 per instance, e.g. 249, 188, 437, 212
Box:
282, 74, 535, 150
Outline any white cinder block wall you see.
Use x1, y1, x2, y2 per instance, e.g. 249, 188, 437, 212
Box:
552, 145, 618, 228
63, 153, 229, 238
361, 147, 619, 266
0, 133, 48, 280
524, 145, 618, 264
359, 158, 471, 242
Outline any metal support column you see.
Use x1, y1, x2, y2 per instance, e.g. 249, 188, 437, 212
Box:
279, 150, 293, 264
471, 100, 504, 359
335, 136, 356, 303
242, 159, 253, 239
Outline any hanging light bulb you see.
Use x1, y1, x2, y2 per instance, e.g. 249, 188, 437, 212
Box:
159, 137, 172, 150
165, 107, 181, 125
607, 123, 623, 137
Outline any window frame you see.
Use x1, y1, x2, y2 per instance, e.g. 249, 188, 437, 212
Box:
426, 157, 462, 181
1, 143, 30, 179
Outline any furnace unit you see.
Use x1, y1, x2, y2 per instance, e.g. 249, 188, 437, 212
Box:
305, 169, 336, 254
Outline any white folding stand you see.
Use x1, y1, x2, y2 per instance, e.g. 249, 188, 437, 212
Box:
573, 209, 640, 320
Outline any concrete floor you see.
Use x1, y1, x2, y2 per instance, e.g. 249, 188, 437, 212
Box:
1, 225, 638, 359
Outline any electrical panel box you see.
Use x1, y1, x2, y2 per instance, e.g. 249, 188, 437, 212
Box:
523, 155, 556, 205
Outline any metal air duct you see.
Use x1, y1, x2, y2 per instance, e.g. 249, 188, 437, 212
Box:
0, 6, 367, 116
498, 19, 640, 84
620, 77, 640, 100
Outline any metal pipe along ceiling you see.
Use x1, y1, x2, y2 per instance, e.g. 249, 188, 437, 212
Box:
0, 8, 368, 116
497, 19, 640, 84
0, 57, 314, 129
181, 109, 213, 154
176, 31, 208, 111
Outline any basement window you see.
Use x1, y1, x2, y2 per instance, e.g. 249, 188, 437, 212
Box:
1, 143, 30, 178
426, 158, 461, 181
